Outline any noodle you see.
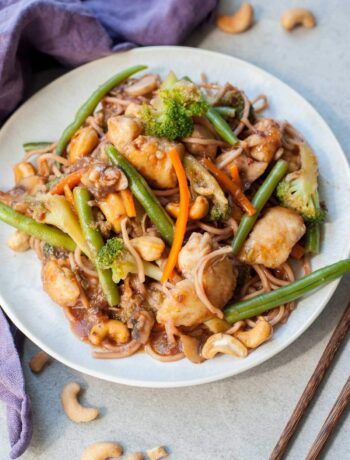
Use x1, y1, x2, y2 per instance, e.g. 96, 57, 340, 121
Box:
144, 344, 185, 362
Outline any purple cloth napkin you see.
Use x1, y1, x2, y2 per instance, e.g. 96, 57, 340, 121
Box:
0, 0, 218, 457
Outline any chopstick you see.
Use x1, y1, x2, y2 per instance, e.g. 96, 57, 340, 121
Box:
305, 376, 350, 460
269, 301, 350, 460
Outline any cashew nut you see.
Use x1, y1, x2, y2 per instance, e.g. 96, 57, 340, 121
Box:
235, 319, 272, 349
166, 196, 209, 220
7, 230, 30, 252
29, 351, 50, 373
201, 333, 248, 359
216, 3, 254, 34
146, 446, 169, 460
281, 8, 316, 31
89, 320, 130, 346
61, 382, 99, 423
125, 453, 144, 460
80, 442, 123, 460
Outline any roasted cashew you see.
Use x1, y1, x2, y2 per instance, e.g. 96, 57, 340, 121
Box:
201, 333, 248, 359
146, 446, 169, 460
61, 382, 99, 423
80, 442, 123, 460
216, 3, 254, 34
29, 351, 50, 373
7, 230, 30, 252
281, 8, 316, 31
235, 319, 272, 349
166, 196, 209, 220
125, 453, 144, 460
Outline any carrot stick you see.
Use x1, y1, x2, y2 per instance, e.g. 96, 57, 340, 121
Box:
291, 243, 305, 260
202, 158, 256, 217
228, 163, 242, 188
121, 189, 136, 218
63, 184, 75, 209
161, 149, 189, 283
50, 169, 83, 195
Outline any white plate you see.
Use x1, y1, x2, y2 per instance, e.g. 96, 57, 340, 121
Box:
0, 47, 349, 388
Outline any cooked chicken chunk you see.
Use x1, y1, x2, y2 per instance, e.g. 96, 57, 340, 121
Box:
245, 118, 282, 163
157, 279, 212, 327
231, 154, 268, 189
178, 232, 237, 309
239, 206, 306, 268
42, 260, 80, 307
178, 232, 212, 278
122, 136, 184, 188
186, 124, 218, 158
107, 115, 144, 150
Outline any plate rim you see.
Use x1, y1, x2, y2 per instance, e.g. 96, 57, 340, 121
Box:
1, 45, 349, 388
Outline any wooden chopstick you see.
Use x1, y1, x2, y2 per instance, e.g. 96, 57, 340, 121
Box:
305, 376, 350, 460
269, 301, 350, 460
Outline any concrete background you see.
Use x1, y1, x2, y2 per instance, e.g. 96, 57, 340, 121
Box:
0, 1, 349, 459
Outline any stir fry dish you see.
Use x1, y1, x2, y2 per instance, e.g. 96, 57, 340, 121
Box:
1, 65, 350, 363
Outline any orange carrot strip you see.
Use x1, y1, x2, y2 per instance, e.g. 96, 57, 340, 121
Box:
291, 243, 305, 260
121, 189, 136, 218
50, 169, 83, 195
228, 163, 241, 188
202, 158, 256, 217
63, 184, 75, 208
161, 149, 189, 283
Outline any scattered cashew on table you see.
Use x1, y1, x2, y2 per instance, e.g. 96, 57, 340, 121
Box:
281, 8, 316, 31
29, 351, 50, 373
61, 381, 99, 423
80, 442, 123, 460
216, 2, 254, 34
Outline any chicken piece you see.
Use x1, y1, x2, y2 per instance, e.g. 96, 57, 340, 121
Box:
178, 232, 212, 278
42, 260, 80, 307
239, 206, 306, 268
231, 154, 268, 189
186, 124, 218, 158
178, 232, 237, 309
122, 136, 184, 188
245, 118, 282, 163
157, 279, 212, 327
107, 115, 144, 151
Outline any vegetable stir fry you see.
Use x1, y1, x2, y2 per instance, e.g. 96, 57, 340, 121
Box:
1, 66, 348, 363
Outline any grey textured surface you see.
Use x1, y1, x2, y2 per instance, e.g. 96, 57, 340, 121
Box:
1, 1, 350, 459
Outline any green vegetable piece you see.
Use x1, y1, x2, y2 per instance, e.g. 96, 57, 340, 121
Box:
305, 223, 320, 255
206, 107, 238, 145
232, 160, 289, 255
184, 154, 230, 222
73, 187, 120, 306
276, 143, 326, 223
97, 237, 124, 269
0, 201, 75, 251
23, 142, 52, 152
213, 106, 236, 119
31, 193, 90, 257
56, 65, 147, 156
106, 145, 174, 245
224, 259, 350, 323
140, 78, 208, 140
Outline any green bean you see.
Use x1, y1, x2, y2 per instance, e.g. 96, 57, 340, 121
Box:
305, 223, 320, 255
106, 145, 174, 245
73, 187, 119, 306
213, 106, 236, 119
23, 142, 52, 152
224, 259, 350, 323
232, 160, 288, 255
206, 107, 238, 145
56, 65, 147, 157
0, 201, 76, 251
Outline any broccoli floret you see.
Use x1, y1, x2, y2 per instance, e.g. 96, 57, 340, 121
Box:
96, 237, 162, 283
96, 237, 124, 269
30, 193, 91, 256
140, 75, 208, 140
43, 242, 55, 258
276, 143, 326, 223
